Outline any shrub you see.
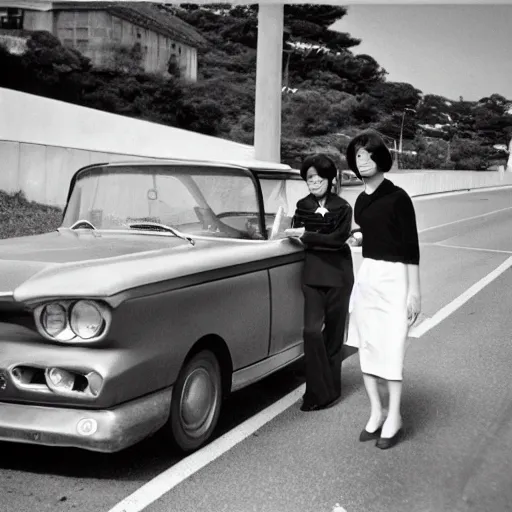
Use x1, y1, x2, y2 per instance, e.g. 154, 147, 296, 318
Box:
455, 157, 487, 171
281, 137, 314, 168
328, 96, 358, 129
450, 138, 489, 170
293, 90, 333, 136
351, 93, 381, 124
0, 191, 62, 239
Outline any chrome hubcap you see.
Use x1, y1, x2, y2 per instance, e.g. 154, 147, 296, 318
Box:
180, 367, 217, 438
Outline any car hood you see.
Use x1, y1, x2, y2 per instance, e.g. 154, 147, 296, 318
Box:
0, 230, 186, 301
0, 230, 181, 263
0, 230, 302, 305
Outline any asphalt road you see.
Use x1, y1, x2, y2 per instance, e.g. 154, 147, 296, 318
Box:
1, 186, 512, 512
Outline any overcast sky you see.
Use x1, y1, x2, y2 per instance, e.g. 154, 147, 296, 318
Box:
332, 4, 512, 101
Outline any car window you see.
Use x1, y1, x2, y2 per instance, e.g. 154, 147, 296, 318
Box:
62, 165, 263, 240
193, 174, 258, 215
258, 174, 309, 237
259, 176, 308, 216
64, 171, 199, 227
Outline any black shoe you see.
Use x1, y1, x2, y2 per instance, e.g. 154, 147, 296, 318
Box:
300, 394, 341, 412
300, 402, 321, 412
359, 427, 382, 442
318, 394, 341, 410
376, 428, 404, 450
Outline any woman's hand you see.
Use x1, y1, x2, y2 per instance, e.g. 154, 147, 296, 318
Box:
406, 264, 421, 327
284, 227, 305, 238
407, 293, 421, 326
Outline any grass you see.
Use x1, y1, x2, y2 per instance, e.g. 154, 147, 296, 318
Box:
0, 190, 63, 240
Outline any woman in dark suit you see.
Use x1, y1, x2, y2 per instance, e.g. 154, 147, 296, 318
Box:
286, 154, 354, 411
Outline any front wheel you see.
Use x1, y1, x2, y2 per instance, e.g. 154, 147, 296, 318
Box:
167, 350, 223, 453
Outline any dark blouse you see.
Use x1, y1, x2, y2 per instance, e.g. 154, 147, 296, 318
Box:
354, 178, 420, 265
292, 193, 353, 287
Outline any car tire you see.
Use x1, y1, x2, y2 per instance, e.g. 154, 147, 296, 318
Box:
168, 349, 223, 453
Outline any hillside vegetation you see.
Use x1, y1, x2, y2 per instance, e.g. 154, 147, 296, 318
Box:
0, 191, 62, 239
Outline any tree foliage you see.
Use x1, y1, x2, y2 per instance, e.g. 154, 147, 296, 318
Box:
368, 81, 422, 114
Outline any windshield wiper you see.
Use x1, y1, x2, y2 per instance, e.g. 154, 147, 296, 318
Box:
69, 219, 97, 230
128, 222, 195, 246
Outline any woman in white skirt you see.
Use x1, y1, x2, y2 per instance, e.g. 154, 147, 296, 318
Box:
345, 129, 421, 450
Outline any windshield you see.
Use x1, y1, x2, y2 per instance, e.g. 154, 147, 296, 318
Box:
62, 165, 263, 240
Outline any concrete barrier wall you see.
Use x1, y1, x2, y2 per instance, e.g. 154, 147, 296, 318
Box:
0, 139, 167, 206
0, 88, 256, 206
2, 87, 512, 207
388, 169, 512, 197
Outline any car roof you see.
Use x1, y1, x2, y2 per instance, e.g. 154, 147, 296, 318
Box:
100, 157, 295, 172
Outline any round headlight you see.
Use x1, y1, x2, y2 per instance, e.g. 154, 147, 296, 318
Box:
41, 303, 67, 337
70, 301, 104, 340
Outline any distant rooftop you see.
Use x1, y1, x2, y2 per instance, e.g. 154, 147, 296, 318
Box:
38, 2, 207, 49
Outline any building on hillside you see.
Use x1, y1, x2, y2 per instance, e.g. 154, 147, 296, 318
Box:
0, 2, 206, 81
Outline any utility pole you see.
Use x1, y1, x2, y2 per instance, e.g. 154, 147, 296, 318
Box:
398, 107, 416, 169
399, 107, 416, 154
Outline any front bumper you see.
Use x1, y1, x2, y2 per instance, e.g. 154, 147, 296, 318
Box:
0, 386, 173, 452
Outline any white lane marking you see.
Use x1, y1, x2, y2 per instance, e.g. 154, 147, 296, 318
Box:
409, 255, 512, 338
418, 205, 512, 234
429, 243, 512, 255
107, 383, 306, 512
413, 184, 512, 201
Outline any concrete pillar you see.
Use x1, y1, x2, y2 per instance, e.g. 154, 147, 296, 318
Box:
254, 4, 284, 163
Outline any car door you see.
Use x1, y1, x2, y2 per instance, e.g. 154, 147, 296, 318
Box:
257, 172, 308, 356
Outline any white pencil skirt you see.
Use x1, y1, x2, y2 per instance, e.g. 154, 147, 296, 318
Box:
346, 257, 409, 381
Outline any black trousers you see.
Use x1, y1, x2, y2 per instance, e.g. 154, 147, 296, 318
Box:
302, 284, 351, 406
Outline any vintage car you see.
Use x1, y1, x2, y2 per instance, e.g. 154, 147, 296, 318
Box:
0, 158, 318, 453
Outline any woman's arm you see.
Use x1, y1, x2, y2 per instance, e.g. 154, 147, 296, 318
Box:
300, 204, 353, 248
396, 192, 421, 325
406, 263, 421, 326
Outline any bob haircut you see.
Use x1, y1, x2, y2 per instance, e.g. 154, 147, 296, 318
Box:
299, 153, 338, 183
346, 129, 393, 179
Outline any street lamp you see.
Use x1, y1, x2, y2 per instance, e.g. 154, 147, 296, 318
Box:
399, 107, 416, 154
